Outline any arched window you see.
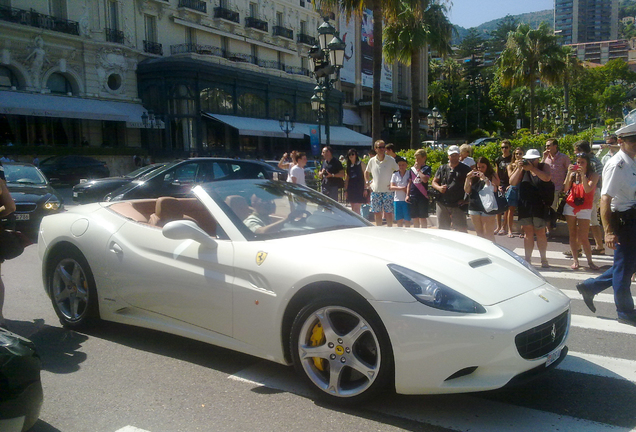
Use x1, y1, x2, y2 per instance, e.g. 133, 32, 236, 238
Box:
47, 72, 73, 95
170, 84, 195, 116
237, 93, 265, 118
270, 98, 293, 120
297, 102, 313, 123
200, 87, 234, 114
0, 66, 18, 89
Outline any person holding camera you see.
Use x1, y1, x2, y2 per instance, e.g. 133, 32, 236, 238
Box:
463, 157, 500, 242
509, 149, 553, 268
563, 153, 600, 270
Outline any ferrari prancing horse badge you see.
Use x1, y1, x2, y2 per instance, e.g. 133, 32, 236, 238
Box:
256, 251, 268, 266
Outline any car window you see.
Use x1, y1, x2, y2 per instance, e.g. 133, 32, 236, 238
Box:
4, 165, 47, 185
164, 163, 198, 184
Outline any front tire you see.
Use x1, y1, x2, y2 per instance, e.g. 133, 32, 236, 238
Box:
47, 248, 99, 328
290, 296, 393, 404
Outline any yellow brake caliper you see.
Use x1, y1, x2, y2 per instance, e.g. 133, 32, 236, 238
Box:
309, 322, 326, 371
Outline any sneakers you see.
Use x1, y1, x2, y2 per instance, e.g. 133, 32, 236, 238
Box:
576, 282, 597, 313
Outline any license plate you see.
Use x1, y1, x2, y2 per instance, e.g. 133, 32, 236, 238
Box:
15, 213, 30, 221
73, 192, 78, 197
545, 347, 561, 367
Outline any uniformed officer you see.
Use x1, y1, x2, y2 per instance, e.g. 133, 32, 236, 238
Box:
576, 122, 636, 327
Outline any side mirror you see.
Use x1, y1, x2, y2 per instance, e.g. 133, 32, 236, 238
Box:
162, 220, 217, 249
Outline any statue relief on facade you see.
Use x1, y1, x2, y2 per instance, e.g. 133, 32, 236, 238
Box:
79, 4, 92, 38
96, 48, 129, 94
25, 36, 50, 89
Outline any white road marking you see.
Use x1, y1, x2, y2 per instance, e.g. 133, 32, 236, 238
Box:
571, 314, 636, 335
115, 427, 152, 432
559, 352, 636, 383
561, 289, 636, 305
513, 248, 615, 263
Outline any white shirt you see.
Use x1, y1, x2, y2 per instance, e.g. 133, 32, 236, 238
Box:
288, 165, 306, 186
366, 155, 398, 193
461, 156, 475, 168
601, 150, 636, 212
391, 171, 409, 201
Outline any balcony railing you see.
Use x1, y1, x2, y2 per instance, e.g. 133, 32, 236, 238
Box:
214, 7, 239, 23
297, 33, 316, 45
245, 16, 268, 32
105, 28, 125, 44
144, 40, 163, 55
273, 25, 293, 40
170, 43, 309, 76
0, 5, 79, 36
178, 0, 207, 13
171, 43, 225, 57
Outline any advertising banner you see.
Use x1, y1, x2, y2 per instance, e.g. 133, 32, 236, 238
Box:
361, 9, 392, 93
339, 15, 356, 84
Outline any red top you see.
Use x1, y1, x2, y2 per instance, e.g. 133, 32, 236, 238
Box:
566, 182, 595, 214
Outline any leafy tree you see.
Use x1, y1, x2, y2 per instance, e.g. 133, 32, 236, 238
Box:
384, 0, 453, 149
497, 22, 566, 133
486, 15, 519, 55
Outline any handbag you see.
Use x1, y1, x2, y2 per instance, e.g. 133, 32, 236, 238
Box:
490, 190, 509, 215
478, 183, 498, 213
0, 229, 31, 261
556, 191, 569, 221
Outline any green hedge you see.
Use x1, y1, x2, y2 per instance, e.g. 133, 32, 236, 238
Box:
396, 130, 595, 175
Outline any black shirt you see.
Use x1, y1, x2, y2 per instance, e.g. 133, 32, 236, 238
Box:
434, 163, 471, 207
322, 157, 344, 188
495, 155, 512, 188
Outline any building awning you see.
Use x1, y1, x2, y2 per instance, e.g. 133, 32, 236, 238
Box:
343, 108, 364, 126
203, 113, 306, 139
299, 124, 372, 147
0, 90, 147, 126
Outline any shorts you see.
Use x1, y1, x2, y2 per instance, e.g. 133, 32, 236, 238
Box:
505, 186, 518, 207
409, 196, 429, 219
518, 216, 547, 229
590, 188, 601, 226
468, 210, 493, 217
563, 203, 592, 220
394, 201, 411, 221
370, 192, 394, 213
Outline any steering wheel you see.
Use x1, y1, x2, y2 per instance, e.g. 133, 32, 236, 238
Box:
288, 210, 311, 226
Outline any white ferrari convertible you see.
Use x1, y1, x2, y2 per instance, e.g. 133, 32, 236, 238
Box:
38, 179, 570, 403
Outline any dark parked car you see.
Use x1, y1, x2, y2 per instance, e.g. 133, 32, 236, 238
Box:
105, 158, 286, 201
39, 155, 109, 186
0, 328, 43, 432
72, 163, 167, 204
2, 162, 64, 235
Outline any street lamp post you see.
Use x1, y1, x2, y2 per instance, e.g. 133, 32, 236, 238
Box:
514, 107, 520, 130
141, 110, 164, 158
308, 17, 345, 147
427, 107, 443, 145
392, 109, 403, 131
279, 113, 295, 149
465, 94, 469, 135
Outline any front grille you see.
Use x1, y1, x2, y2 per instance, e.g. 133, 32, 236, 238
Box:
515, 310, 569, 360
16, 203, 37, 212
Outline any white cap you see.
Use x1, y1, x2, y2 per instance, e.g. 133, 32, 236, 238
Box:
523, 149, 541, 160
447, 145, 460, 155
615, 122, 636, 138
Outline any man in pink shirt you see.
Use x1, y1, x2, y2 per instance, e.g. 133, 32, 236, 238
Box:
542, 138, 569, 234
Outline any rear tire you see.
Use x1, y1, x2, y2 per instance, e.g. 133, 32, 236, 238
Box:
47, 248, 99, 328
290, 295, 393, 405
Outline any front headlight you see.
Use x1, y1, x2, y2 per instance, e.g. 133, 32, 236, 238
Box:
388, 264, 486, 314
44, 196, 62, 211
495, 244, 546, 281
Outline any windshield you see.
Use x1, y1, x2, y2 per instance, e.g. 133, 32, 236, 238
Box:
124, 164, 165, 179
4, 164, 48, 185
202, 179, 371, 240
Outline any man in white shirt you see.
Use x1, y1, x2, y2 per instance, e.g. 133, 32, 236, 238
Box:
576, 123, 636, 327
365, 140, 398, 226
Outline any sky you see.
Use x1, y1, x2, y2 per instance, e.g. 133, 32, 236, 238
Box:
448, 0, 554, 28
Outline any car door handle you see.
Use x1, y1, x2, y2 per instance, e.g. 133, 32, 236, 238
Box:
110, 243, 123, 255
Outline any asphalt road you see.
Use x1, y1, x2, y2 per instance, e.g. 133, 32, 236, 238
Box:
2, 198, 635, 432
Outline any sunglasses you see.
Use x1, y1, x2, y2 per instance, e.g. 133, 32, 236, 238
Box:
376, 146, 386, 149
575, 153, 586, 157
501, 146, 509, 149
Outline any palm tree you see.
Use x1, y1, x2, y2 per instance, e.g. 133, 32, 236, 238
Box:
384, 0, 452, 149
319, 0, 391, 142
497, 22, 566, 133
560, 45, 583, 113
